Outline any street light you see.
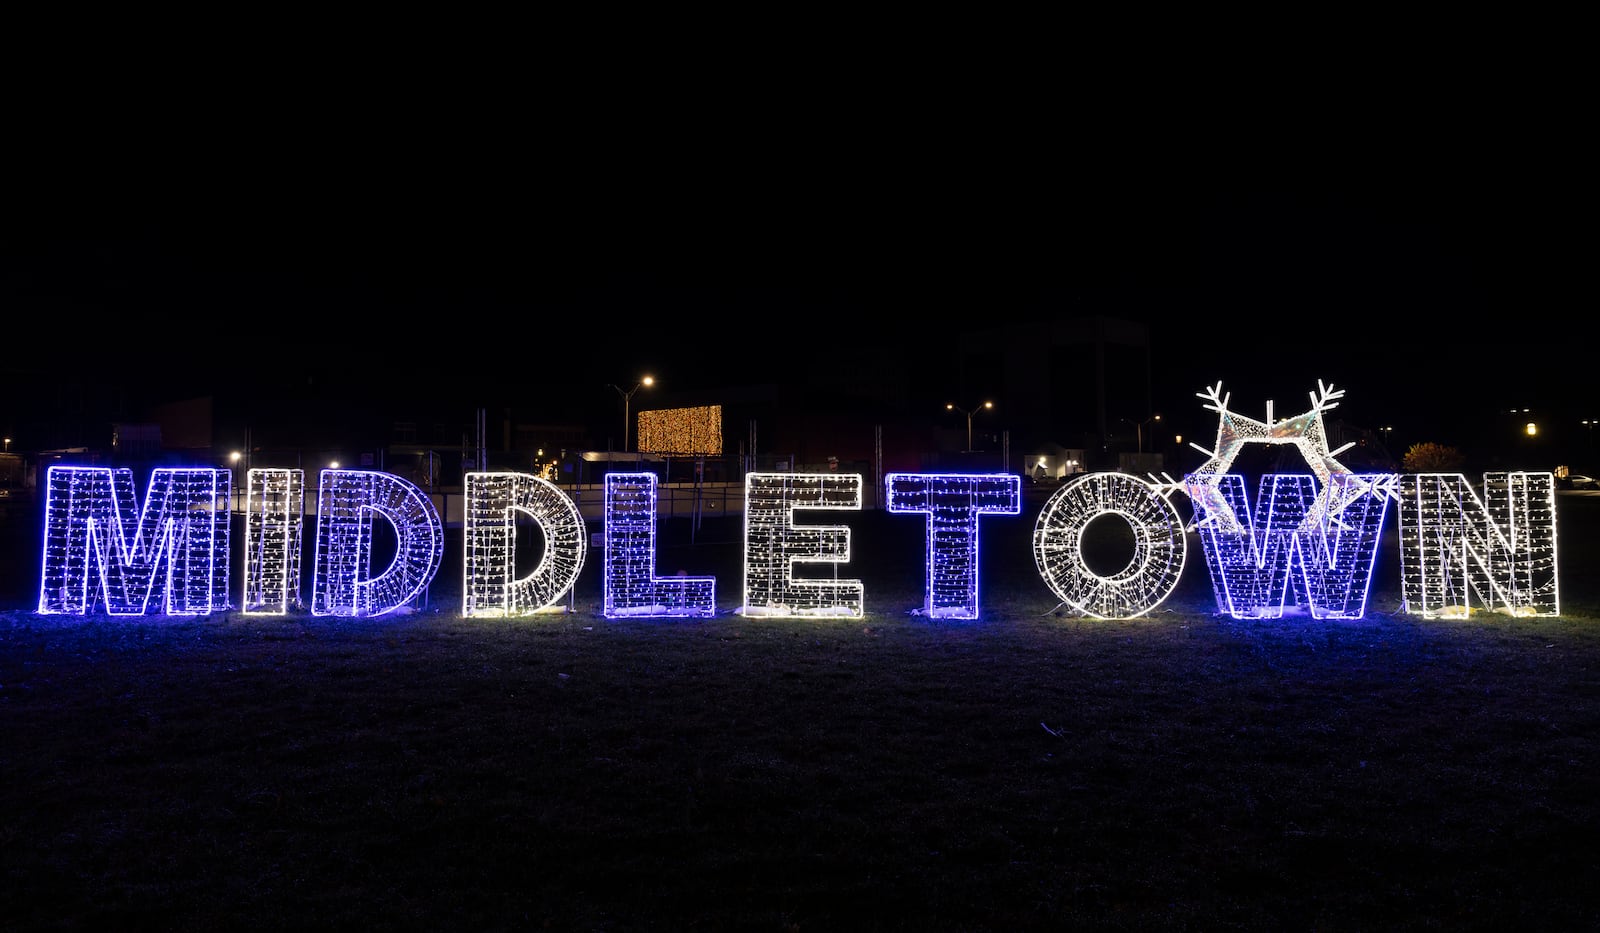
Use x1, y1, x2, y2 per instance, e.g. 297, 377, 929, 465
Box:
1120, 413, 1161, 453
946, 401, 993, 452
607, 375, 654, 452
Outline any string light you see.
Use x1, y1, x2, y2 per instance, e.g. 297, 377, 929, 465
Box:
885, 472, 1021, 619
1185, 472, 1393, 619
740, 472, 864, 618
1178, 380, 1390, 619
37, 465, 232, 616
24, 377, 1563, 623
311, 469, 443, 617
1032, 471, 1188, 619
242, 468, 305, 615
1184, 379, 1357, 531
462, 471, 587, 617
1396, 472, 1558, 618
635, 405, 723, 455
602, 472, 716, 617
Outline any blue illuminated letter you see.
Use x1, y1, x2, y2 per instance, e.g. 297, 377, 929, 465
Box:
602, 472, 716, 618
37, 465, 232, 616
885, 472, 1021, 619
311, 469, 443, 617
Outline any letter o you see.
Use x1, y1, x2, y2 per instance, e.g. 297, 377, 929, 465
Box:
1032, 472, 1187, 619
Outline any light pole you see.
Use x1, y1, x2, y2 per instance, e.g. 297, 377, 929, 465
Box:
607, 375, 654, 452
1584, 420, 1596, 455
1120, 413, 1161, 453
946, 401, 993, 452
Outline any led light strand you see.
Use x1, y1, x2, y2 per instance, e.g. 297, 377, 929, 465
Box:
740, 472, 864, 618
1032, 471, 1187, 619
1185, 472, 1393, 619
1184, 379, 1356, 534
37, 465, 231, 616
885, 472, 1021, 619
242, 468, 305, 615
602, 472, 717, 617
311, 469, 443, 618
1396, 472, 1558, 618
635, 405, 724, 455
462, 471, 587, 617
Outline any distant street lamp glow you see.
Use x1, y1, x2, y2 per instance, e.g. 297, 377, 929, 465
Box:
608, 376, 655, 452
1120, 413, 1162, 453
946, 401, 993, 452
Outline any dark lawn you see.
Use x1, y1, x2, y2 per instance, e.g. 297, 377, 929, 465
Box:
3, 492, 1599, 931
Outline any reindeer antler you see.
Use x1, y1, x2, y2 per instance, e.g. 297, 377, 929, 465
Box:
1308, 379, 1345, 414
1196, 380, 1230, 415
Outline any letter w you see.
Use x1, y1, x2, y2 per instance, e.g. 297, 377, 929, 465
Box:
1187, 473, 1392, 619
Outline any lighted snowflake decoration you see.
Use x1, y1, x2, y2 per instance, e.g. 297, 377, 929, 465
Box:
1181, 379, 1396, 534
1172, 380, 1403, 619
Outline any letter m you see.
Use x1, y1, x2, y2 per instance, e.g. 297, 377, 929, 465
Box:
37, 465, 232, 616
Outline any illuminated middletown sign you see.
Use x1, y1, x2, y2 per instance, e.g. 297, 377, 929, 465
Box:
33, 382, 1561, 621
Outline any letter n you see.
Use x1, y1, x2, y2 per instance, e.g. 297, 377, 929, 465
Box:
1396, 472, 1558, 618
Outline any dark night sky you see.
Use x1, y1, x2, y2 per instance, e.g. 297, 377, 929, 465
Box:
3, 106, 1585, 456
2, 17, 1586, 430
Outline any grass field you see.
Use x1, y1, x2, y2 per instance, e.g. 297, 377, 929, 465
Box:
3, 493, 1599, 931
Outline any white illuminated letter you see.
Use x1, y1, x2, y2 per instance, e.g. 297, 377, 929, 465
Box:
885, 471, 1021, 619
1396, 472, 1558, 618
242, 468, 305, 615
602, 472, 716, 618
311, 469, 443, 618
740, 472, 863, 618
462, 471, 587, 617
37, 465, 232, 616
1032, 472, 1187, 619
